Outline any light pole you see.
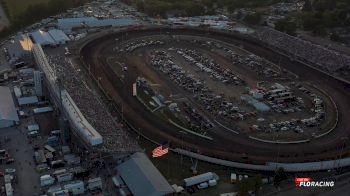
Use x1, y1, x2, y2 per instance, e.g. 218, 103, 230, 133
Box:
121, 101, 124, 123
97, 77, 102, 89
179, 131, 186, 166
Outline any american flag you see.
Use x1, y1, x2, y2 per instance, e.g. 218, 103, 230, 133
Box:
152, 143, 169, 158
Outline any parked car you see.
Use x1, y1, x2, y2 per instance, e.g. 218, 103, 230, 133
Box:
5, 168, 16, 174
6, 158, 15, 164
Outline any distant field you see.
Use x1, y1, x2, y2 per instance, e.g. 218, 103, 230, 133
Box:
4, 0, 48, 18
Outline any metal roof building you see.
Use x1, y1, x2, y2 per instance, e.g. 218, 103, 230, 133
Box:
57, 17, 138, 33
48, 29, 70, 44
31, 30, 56, 46
7, 33, 33, 60
241, 95, 270, 112
0, 86, 19, 128
117, 152, 174, 196
30, 29, 70, 46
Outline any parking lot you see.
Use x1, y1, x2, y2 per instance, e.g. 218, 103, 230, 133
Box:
0, 124, 41, 195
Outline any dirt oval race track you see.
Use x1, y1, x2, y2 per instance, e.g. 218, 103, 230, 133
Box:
80, 28, 350, 165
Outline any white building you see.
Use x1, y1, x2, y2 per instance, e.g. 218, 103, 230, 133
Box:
48, 29, 70, 44
31, 30, 56, 46
30, 29, 70, 46
34, 70, 43, 96
0, 86, 19, 128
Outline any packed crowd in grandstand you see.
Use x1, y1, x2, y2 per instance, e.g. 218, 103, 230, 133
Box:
47, 54, 139, 153
253, 28, 350, 75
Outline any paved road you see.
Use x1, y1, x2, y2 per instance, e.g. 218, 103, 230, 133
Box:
80, 28, 350, 164
0, 126, 41, 195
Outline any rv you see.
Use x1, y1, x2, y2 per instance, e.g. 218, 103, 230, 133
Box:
87, 177, 102, 191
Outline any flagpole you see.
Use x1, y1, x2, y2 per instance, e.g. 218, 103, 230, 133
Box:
168, 140, 171, 179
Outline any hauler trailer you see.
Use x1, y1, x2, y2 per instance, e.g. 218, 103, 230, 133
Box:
64, 181, 85, 195
87, 177, 102, 191
184, 172, 218, 187
33, 106, 53, 114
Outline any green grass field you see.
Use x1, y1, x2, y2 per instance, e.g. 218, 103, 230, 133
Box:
4, 0, 48, 17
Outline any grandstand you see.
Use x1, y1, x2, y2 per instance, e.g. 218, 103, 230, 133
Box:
32, 44, 139, 154
253, 27, 350, 73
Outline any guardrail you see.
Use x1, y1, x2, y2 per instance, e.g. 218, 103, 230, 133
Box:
309, 84, 339, 139
174, 148, 350, 172
248, 136, 310, 144
214, 120, 239, 135
168, 119, 213, 140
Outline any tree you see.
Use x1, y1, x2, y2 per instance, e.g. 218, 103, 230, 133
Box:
48, 0, 72, 14
184, 2, 205, 17
275, 19, 297, 35
243, 13, 262, 25
202, 0, 214, 10
313, 0, 337, 12
135, 0, 145, 12
301, 12, 321, 31
330, 32, 341, 42
144, 0, 170, 17
238, 179, 250, 196
303, 0, 312, 11
274, 167, 287, 186
0, 0, 92, 37
254, 174, 263, 193
312, 25, 327, 35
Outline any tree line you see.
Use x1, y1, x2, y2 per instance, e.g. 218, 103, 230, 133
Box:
300, 0, 350, 36
131, 0, 278, 18
0, 0, 92, 39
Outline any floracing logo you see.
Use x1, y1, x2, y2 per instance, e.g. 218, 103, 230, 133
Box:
295, 178, 335, 187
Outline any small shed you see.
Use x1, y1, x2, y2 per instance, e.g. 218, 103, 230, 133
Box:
27, 124, 39, 131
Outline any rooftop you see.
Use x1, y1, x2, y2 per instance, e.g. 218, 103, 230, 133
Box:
7, 33, 33, 59
48, 29, 70, 43
0, 86, 19, 122
31, 30, 56, 46
117, 152, 174, 196
57, 17, 138, 33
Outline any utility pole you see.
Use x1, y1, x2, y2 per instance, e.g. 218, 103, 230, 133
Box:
121, 102, 124, 123
97, 77, 102, 89
179, 131, 186, 166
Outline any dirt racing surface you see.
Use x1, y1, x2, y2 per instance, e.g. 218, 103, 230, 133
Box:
79, 28, 350, 164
